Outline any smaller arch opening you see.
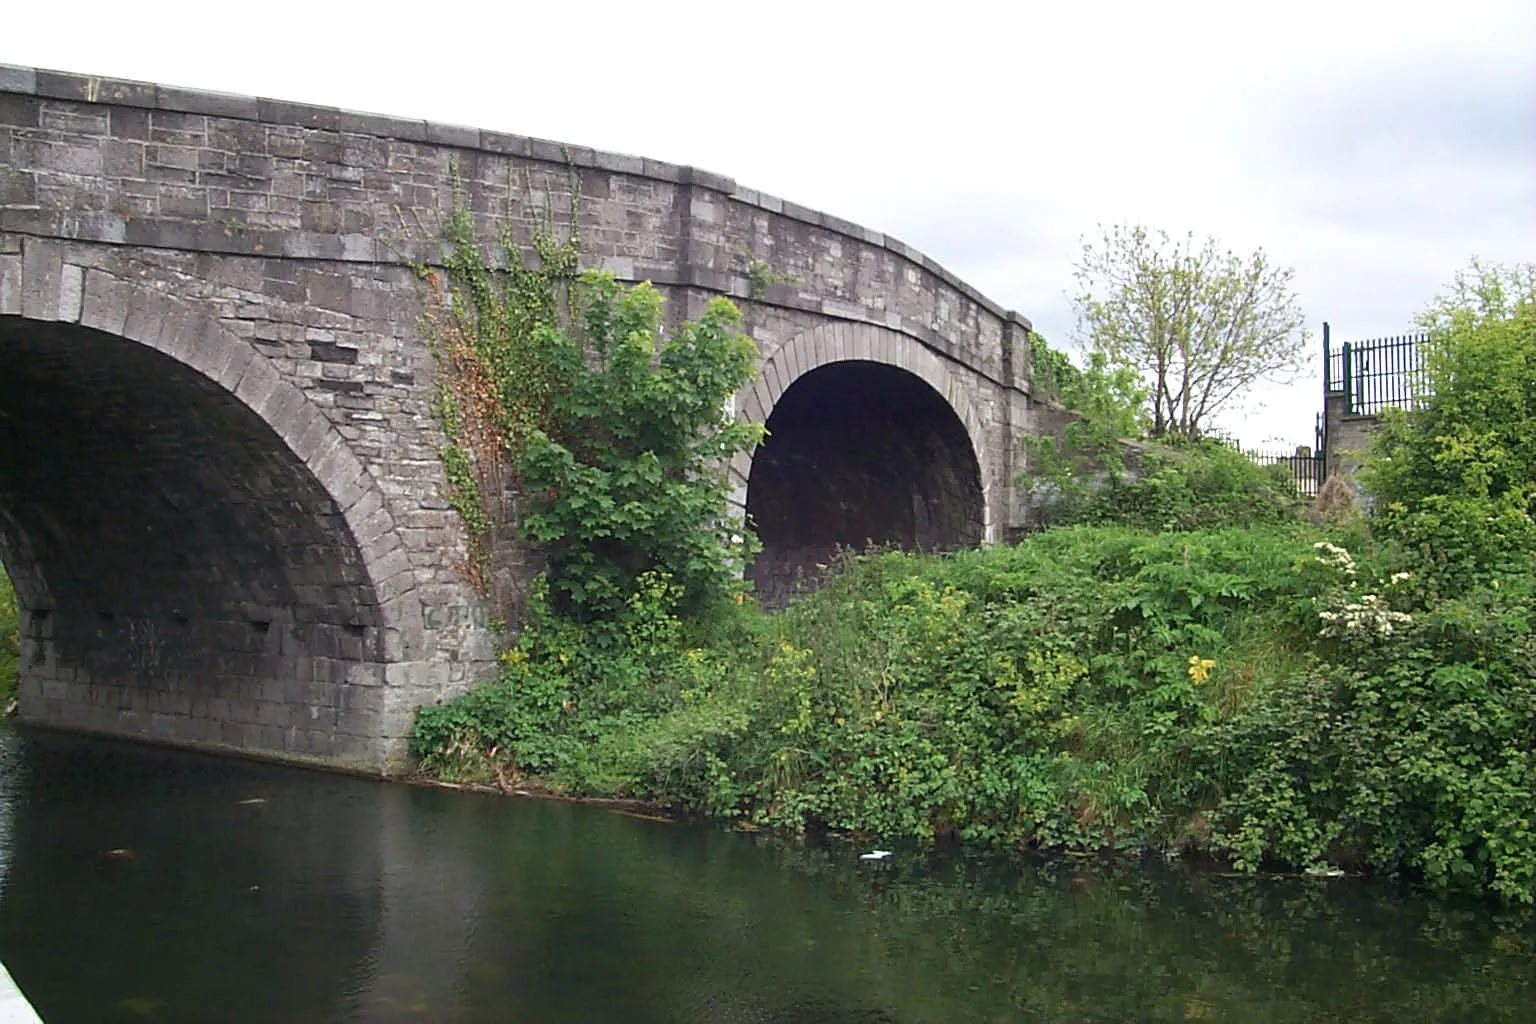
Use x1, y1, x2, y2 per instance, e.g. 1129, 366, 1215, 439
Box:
745, 360, 984, 607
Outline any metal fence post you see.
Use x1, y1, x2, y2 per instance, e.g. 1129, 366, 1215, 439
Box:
1322, 322, 1332, 393
1314, 411, 1326, 488
1341, 342, 1354, 415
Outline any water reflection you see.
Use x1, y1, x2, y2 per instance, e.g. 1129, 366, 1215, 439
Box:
0, 728, 1529, 1023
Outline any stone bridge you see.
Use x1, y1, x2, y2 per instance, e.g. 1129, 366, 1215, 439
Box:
0, 64, 1053, 771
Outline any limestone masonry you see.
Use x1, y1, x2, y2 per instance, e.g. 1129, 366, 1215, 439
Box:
0, 64, 1055, 770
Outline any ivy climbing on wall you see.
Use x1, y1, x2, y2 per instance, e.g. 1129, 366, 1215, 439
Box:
414, 183, 765, 628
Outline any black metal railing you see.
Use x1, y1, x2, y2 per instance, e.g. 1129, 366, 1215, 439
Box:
1211, 432, 1326, 496
1323, 322, 1428, 415
1249, 449, 1325, 496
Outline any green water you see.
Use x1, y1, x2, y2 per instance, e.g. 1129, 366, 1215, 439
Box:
0, 728, 1529, 1023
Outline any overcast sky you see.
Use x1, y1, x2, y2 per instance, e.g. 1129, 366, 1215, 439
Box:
5, 0, 1532, 448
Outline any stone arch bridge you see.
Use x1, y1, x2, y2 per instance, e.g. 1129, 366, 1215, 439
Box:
0, 64, 1058, 770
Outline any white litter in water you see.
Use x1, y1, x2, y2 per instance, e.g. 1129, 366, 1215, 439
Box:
859, 850, 893, 861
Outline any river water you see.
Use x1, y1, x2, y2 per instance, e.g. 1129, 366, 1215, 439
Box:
0, 727, 1529, 1023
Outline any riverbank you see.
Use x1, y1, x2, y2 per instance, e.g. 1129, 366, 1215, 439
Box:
412, 518, 1536, 902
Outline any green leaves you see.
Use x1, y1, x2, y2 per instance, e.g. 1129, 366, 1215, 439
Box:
1364, 260, 1536, 585
1029, 437, 1307, 532
422, 194, 765, 626
1072, 225, 1307, 439
516, 277, 762, 623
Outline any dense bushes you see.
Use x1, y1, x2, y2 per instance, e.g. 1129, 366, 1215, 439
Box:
416, 200, 762, 625
1203, 548, 1536, 900
1056, 439, 1306, 531
413, 524, 1536, 901
1364, 260, 1536, 586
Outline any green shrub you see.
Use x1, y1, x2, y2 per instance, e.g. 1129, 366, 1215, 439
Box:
411, 571, 750, 790
569, 526, 1330, 851
1031, 437, 1306, 531
418, 198, 763, 626
1364, 259, 1536, 586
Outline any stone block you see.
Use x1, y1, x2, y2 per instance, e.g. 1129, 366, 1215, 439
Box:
0, 65, 37, 93
19, 238, 63, 320
79, 268, 130, 336
157, 85, 258, 120
233, 358, 281, 414
0, 253, 19, 315
339, 109, 425, 141
256, 98, 340, 131
425, 121, 480, 150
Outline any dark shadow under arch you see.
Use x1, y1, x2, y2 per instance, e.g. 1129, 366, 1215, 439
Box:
745, 360, 984, 607
0, 316, 387, 759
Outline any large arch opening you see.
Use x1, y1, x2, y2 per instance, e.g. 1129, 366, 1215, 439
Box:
745, 360, 984, 606
0, 316, 388, 761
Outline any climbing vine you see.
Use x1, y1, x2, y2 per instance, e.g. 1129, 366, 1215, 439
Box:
415, 189, 578, 597
414, 178, 765, 626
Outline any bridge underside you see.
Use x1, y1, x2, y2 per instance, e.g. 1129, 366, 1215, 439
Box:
0, 318, 388, 762
745, 360, 984, 607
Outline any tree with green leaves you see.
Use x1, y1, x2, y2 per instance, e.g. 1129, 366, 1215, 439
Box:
517, 276, 765, 621
1072, 225, 1307, 439
1364, 258, 1536, 578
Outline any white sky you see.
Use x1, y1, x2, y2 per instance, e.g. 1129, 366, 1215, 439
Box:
4, 0, 1532, 448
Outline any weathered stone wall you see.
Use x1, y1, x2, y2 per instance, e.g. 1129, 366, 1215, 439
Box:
0, 316, 391, 761
1322, 391, 1378, 477
0, 236, 484, 770
0, 61, 1037, 526
0, 63, 1040, 769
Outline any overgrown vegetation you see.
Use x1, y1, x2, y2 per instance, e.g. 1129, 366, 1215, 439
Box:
1364, 259, 1536, 585
412, 230, 1536, 904
1028, 433, 1306, 532
0, 565, 16, 707
1025, 327, 1303, 531
413, 192, 763, 624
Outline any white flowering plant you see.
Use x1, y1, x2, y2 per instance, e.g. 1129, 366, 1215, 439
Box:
1309, 542, 1414, 640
